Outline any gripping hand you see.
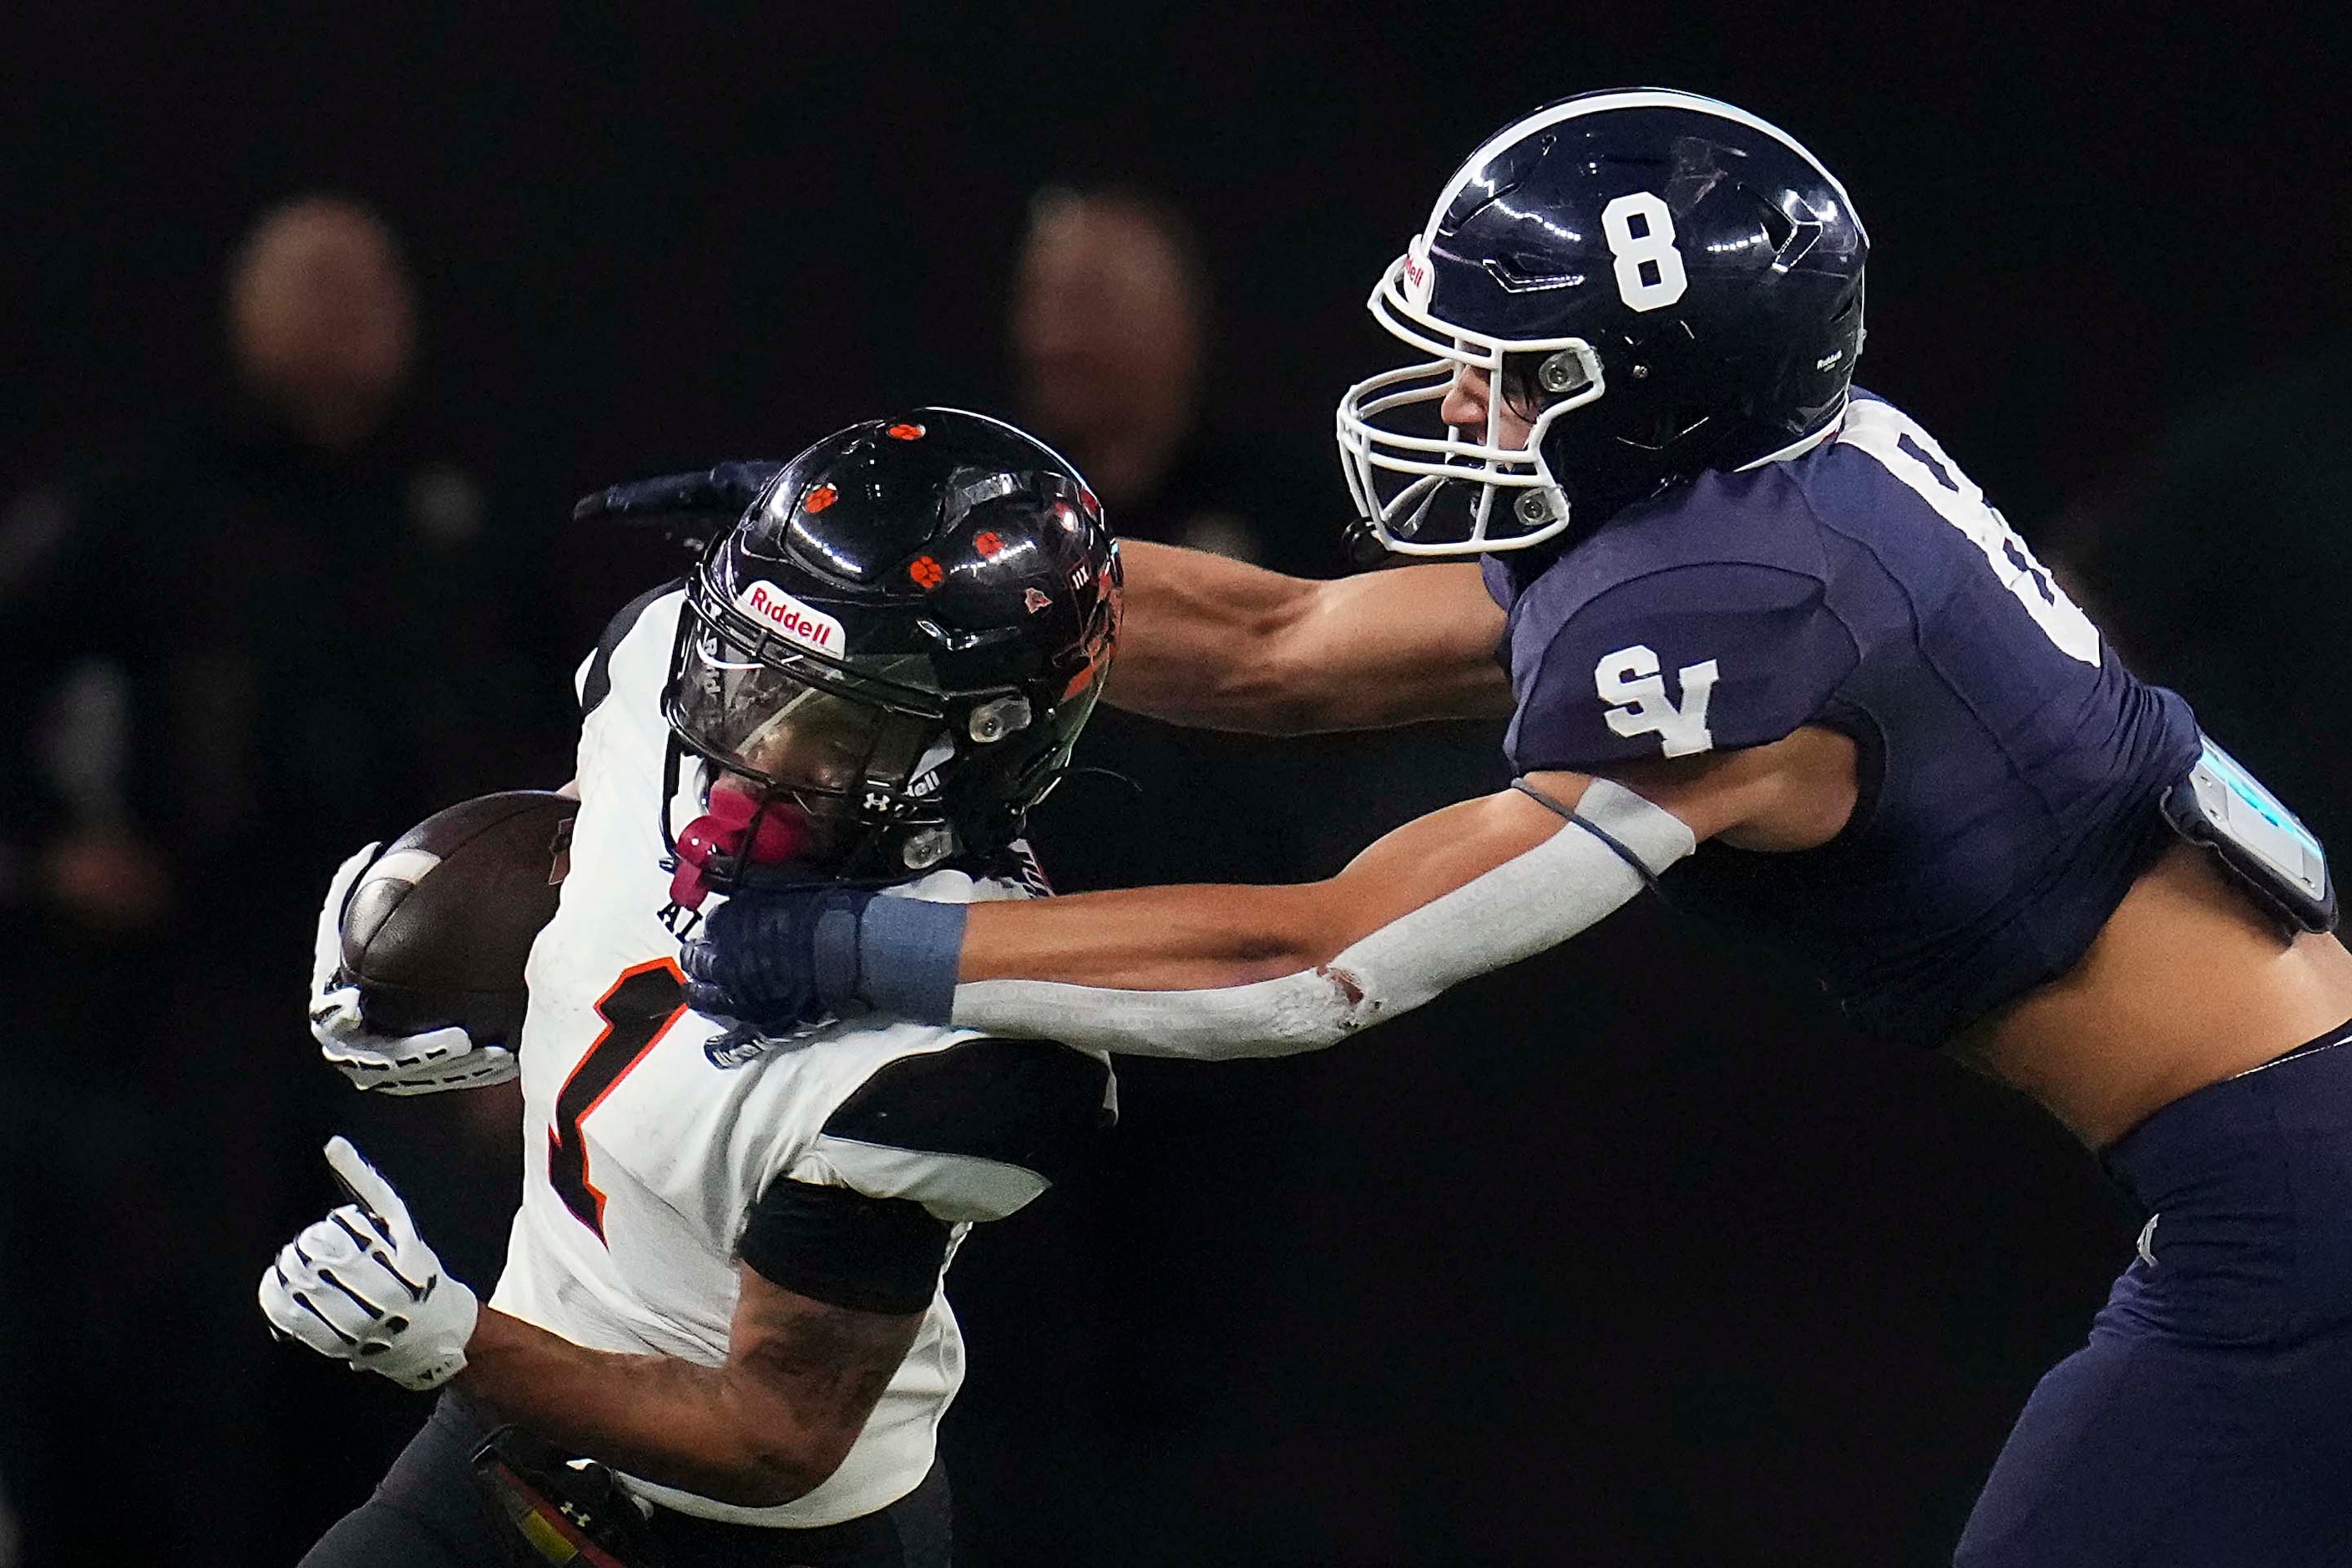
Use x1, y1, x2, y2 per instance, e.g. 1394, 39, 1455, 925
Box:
258, 1137, 479, 1391
310, 842, 517, 1095
680, 882, 969, 1031
571, 461, 783, 531
679, 883, 878, 1032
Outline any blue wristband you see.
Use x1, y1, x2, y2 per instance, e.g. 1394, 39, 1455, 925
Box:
853, 898, 969, 1024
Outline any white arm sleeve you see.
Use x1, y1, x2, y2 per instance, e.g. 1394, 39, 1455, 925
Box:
948, 779, 1695, 1060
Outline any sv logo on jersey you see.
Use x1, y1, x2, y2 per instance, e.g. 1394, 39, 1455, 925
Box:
1596, 644, 1719, 758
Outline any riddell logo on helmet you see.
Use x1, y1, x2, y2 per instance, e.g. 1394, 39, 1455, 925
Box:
734, 582, 845, 654
1401, 240, 1434, 307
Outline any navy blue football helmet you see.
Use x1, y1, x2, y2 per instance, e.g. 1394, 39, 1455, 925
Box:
1337, 89, 1869, 555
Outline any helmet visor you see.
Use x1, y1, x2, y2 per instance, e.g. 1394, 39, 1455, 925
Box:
669, 601, 945, 813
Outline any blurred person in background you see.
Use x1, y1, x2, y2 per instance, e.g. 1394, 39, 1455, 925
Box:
0, 195, 552, 1564
1007, 182, 1513, 886
989, 179, 1333, 1539
1005, 181, 1503, 884
1012, 185, 1327, 575
1, 195, 548, 943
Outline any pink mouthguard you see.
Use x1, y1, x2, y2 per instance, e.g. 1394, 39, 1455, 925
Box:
669, 785, 813, 908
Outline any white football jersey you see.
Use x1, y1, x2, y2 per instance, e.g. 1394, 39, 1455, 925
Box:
490, 585, 1108, 1527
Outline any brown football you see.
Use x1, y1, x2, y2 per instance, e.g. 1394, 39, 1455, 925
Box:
336, 791, 579, 1047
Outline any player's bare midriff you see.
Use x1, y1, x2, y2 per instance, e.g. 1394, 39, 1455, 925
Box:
1953, 842, 2352, 1149
1624, 720, 2352, 1151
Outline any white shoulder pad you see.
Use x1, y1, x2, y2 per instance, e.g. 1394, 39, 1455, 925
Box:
787, 1136, 1044, 1226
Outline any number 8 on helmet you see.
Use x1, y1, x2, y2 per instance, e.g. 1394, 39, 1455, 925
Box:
1336, 88, 1869, 556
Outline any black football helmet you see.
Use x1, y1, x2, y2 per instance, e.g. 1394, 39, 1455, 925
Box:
655, 409, 1120, 885
1337, 89, 1869, 555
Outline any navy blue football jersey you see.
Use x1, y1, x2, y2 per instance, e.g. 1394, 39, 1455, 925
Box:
1485, 392, 2204, 1044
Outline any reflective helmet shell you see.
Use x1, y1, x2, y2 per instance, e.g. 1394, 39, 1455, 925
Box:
1338, 89, 1869, 555
663, 408, 1120, 878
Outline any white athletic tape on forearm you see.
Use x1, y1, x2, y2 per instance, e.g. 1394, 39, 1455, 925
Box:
950, 779, 1694, 1060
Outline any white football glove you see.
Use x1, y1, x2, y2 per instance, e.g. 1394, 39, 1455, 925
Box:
310, 842, 518, 1095
258, 1136, 479, 1391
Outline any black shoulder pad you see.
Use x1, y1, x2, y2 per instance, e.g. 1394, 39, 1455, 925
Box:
823, 1038, 1111, 1186
579, 577, 682, 717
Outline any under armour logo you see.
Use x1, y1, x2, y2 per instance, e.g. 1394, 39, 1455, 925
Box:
2136, 1213, 2160, 1268
1596, 644, 1719, 758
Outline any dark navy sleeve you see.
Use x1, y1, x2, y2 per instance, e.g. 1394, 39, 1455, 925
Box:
1479, 553, 1516, 612
1506, 561, 1858, 772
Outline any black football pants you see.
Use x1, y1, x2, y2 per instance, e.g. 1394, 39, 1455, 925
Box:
301, 1392, 951, 1568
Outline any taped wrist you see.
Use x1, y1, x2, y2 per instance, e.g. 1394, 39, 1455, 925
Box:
847, 897, 968, 1024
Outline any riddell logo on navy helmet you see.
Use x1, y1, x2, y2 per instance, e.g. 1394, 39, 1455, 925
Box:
735, 582, 845, 654
1402, 240, 1434, 306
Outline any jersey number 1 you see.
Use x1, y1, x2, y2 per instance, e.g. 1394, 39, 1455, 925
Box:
549, 959, 687, 1242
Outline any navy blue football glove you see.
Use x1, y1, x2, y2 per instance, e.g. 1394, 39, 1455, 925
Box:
571, 460, 783, 529
680, 883, 971, 1033
680, 884, 876, 1034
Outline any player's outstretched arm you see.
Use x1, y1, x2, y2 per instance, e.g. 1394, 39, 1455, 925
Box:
1107, 540, 1513, 732
944, 770, 1672, 1056
681, 771, 1648, 1057
958, 731, 1854, 994
680, 729, 1858, 1057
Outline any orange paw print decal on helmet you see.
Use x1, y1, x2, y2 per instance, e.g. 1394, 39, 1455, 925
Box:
908, 555, 945, 590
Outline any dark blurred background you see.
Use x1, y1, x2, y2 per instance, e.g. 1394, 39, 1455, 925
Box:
5, 5, 2350, 1565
